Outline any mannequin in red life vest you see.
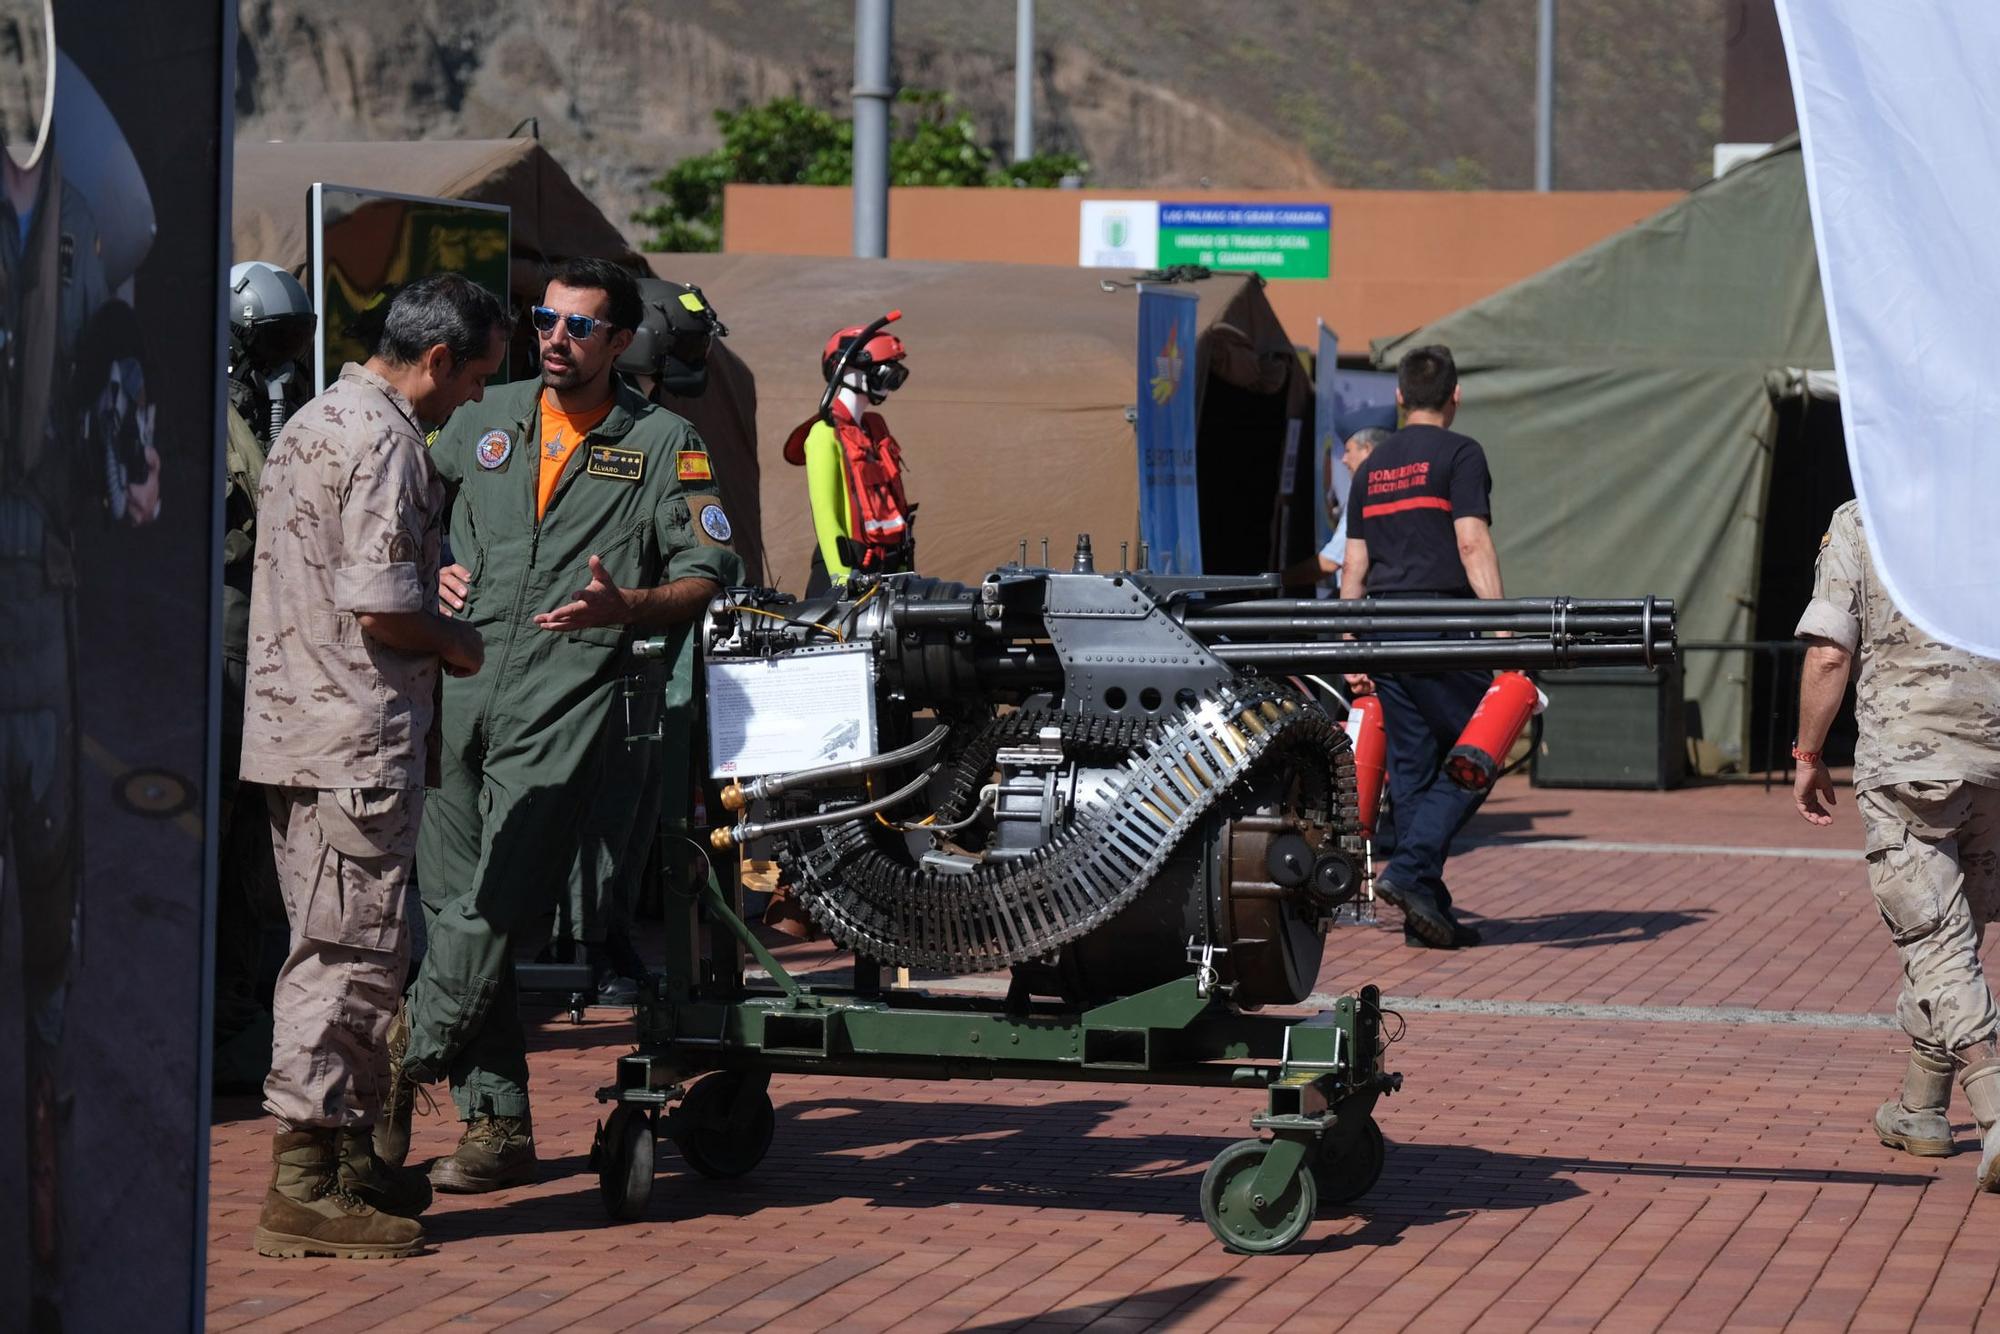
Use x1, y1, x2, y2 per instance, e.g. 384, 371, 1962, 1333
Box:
783, 324, 915, 596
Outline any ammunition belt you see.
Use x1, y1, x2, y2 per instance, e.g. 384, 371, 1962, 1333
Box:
778, 682, 1354, 973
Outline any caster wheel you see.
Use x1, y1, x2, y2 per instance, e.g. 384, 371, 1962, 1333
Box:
1200, 1137, 1317, 1255
673, 1071, 776, 1179
1313, 1116, 1385, 1207
597, 1105, 655, 1222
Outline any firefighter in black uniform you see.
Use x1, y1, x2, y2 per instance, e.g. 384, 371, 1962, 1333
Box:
1340, 344, 1502, 951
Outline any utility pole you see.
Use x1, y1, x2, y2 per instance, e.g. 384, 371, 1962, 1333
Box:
1013, 0, 1035, 163
853, 0, 894, 257
1534, 0, 1555, 190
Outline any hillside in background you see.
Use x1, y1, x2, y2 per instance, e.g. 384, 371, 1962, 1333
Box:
233, 0, 1722, 246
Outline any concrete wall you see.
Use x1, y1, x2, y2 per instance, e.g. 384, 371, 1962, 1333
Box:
722, 184, 1683, 352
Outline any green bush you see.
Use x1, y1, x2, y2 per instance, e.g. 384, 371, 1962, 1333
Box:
635, 90, 1089, 252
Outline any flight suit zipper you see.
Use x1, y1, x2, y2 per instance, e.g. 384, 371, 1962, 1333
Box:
472, 399, 629, 735
474, 407, 540, 739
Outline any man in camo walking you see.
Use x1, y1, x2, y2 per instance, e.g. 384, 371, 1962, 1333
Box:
1794, 499, 2000, 1186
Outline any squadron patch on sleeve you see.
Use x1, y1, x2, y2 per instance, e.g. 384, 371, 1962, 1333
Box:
475, 429, 513, 470
692, 496, 734, 545
676, 450, 713, 483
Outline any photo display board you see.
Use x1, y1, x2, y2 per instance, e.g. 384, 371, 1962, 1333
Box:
308, 183, 511, 392
0, 2, 231, 1326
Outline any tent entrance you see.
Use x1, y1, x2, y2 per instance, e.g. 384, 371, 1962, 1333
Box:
1748, 391, 1855, 770
1195, 374, 1313, 576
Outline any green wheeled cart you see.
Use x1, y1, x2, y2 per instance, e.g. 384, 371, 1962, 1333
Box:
591, 865, 1399, 1254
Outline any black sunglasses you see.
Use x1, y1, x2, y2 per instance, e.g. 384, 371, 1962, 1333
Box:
530, 306, 611, 341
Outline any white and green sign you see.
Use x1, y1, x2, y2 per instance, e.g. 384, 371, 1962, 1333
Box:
1159, 202, 1330, 280
1079, 200, 1330, 280
1077, 200, 1161, 268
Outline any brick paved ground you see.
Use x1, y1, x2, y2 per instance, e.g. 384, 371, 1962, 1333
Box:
206, 775, 2000, 1331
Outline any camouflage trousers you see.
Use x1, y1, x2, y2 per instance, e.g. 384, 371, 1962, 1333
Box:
1860, 779, 2000, 1057
262, 786, 422, 1130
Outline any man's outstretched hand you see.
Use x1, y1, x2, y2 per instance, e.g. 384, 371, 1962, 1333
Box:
535, 555, 632, 632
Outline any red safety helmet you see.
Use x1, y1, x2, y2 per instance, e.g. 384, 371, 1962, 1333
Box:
784, 319, 912, 465
821, 325, 910, 395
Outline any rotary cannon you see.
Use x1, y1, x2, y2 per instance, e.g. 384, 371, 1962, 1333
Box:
592, 538, 1676, 1253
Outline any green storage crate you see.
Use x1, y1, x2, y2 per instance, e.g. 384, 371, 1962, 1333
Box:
1530, 662, 1686, 790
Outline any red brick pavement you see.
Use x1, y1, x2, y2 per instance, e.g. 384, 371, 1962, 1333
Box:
206, 777, 2000, 1331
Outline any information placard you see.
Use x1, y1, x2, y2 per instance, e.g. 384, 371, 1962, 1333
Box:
707, 646, 879, 778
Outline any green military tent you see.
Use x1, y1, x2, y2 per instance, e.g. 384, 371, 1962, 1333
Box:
231, 138, 768, 579
1376, 140, 1841, 768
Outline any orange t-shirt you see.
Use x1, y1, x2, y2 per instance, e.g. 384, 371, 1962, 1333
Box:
536, 392, 615, 519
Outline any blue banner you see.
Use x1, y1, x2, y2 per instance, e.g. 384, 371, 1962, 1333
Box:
1135, 285, 1202, 574
1314, 321, 1342, 557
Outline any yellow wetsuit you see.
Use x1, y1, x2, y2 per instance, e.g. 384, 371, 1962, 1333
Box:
803, 419, 854, 582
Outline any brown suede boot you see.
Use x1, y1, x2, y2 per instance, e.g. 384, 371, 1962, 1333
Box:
254, 1129, 424, 1259
1874, 1048, 1956, 1157
429, 1114, 539, 1194
373, 1002, 435, 1169
339, 1128, 433, 1218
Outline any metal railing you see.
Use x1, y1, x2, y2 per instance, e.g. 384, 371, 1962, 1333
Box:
1679, 639, 1810, 791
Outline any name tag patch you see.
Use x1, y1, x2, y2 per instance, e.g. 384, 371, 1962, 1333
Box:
677, 450, 713, 482
587, 446, 645, 482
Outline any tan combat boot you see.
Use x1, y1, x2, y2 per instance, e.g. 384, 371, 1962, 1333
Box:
430, 1113, 539, 1194
373, 1002, 435, 1169
1874, 1048, 1956, 1157
1957, 1058, 2000, 1192
254, 1129, 425, 1259
338, 1127, 433, 1218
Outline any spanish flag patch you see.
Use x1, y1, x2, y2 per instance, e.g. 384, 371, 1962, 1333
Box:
677, 450, 713, 483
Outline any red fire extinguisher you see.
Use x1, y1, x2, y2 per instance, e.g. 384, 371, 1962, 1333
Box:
1445, 671, 1542, 791
1343, 694, 1388, 837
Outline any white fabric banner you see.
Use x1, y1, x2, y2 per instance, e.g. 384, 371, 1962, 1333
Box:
1776, 1, 2000, 657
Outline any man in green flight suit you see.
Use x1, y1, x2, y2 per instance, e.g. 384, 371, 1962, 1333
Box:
383, 258, 743, 1192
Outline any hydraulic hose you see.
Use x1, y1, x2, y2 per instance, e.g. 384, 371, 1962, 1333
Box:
712, 763, 941, 849
719, 724, 951, 810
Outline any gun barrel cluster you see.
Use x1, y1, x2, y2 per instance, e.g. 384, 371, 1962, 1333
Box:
1180, 595, 1675, 673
